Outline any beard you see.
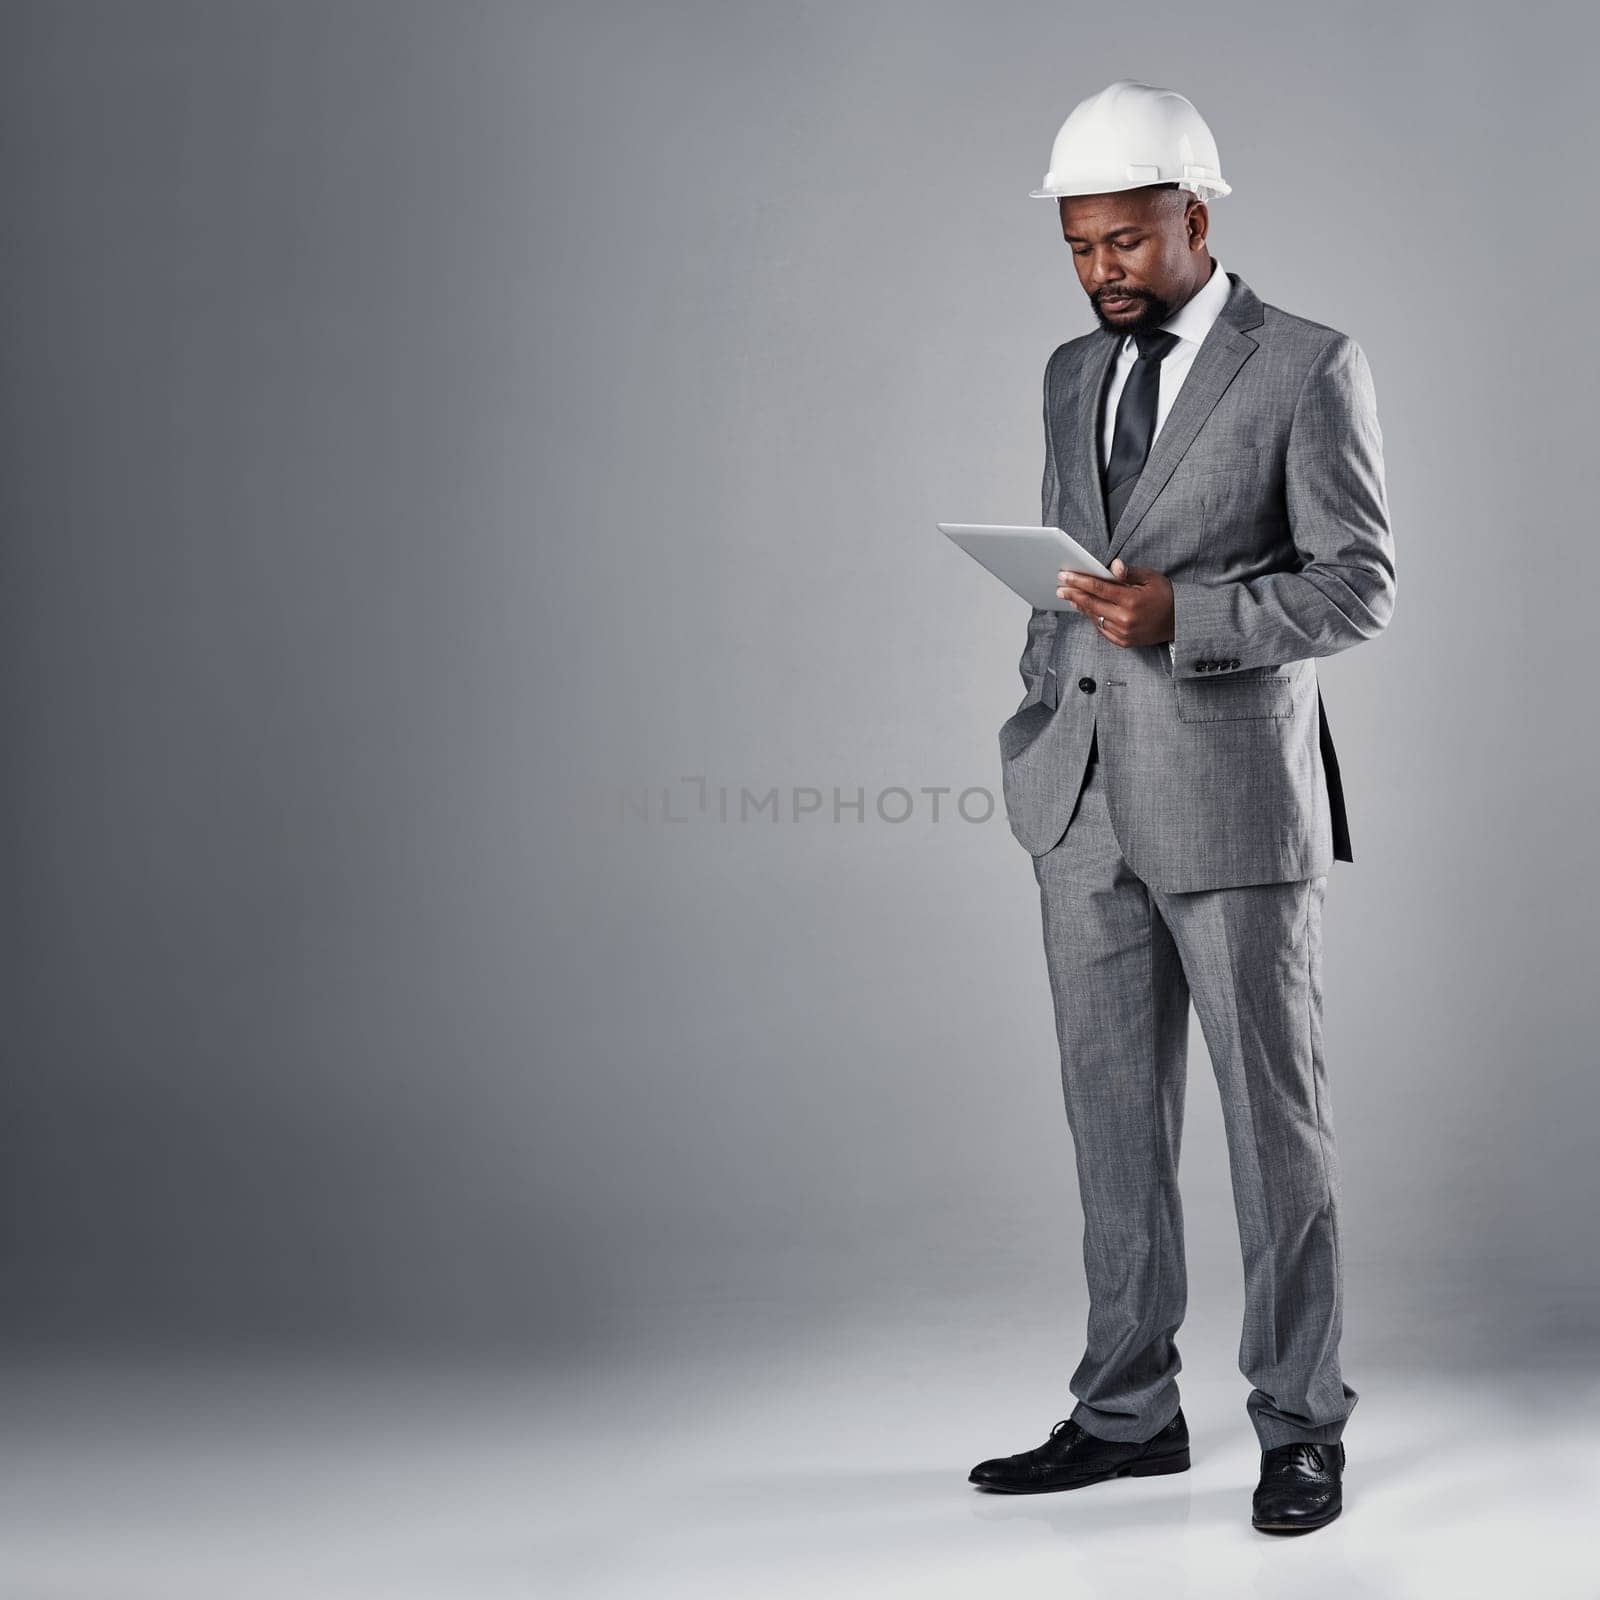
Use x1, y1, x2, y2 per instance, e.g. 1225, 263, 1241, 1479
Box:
1091, 289, 1173, 335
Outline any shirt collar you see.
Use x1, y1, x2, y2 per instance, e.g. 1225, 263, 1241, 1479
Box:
1123, 259, 1229, 353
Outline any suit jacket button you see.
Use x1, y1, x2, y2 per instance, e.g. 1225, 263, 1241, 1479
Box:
1078, 676, 1096, 694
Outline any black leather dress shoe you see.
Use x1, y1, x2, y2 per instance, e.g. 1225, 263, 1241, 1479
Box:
968, 1409, 1190, 1493
1251, 1441, 1345, 1534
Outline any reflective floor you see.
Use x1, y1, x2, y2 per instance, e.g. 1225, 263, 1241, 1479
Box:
5, 1300, 1596, 1599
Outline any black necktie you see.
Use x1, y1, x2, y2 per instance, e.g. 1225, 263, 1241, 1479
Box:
1103, 327, 1180, 536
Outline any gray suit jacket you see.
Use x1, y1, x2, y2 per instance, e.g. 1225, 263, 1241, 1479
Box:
999, 269, 1396, 890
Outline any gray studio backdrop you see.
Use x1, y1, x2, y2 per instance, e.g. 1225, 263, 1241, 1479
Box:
2, 1, 1596, 1370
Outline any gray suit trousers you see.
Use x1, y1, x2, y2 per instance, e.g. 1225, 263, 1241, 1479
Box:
1034, 758, 1358, 1452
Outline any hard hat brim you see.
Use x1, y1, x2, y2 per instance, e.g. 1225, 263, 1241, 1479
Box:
1028, 179, 1231, 201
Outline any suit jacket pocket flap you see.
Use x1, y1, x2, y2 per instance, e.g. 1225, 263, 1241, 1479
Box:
1174, 673, 1295, 723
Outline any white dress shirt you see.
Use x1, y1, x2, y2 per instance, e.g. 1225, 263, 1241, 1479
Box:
1096, 257, 1230, 662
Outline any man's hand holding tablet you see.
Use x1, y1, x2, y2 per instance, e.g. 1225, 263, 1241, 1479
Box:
938, 523, 1176, 647
1058, 558, 1177, 649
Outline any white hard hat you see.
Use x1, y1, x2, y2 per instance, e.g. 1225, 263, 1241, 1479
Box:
1030, 78, 1230, 203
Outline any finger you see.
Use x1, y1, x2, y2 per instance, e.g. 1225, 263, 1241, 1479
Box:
1081, 601, 1130, 642
1059, 573, 1119, 602
1080, 596, 1132, 626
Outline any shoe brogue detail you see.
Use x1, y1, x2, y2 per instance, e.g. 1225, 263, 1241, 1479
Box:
1251, 1440, 1345, 1534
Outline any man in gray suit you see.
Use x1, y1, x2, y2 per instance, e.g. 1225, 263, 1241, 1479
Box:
966, 81, 1396, 1534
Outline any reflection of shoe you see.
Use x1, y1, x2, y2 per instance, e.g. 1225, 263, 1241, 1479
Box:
1251, 1441, 1345, 1534
967, 1408, 1190, 1494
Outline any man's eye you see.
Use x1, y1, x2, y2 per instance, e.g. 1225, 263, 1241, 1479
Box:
1115, 240, 1139, 250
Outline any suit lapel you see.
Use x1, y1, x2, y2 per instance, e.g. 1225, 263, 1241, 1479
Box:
1064, 270, 1266, 568
1105, 326, 1257, 564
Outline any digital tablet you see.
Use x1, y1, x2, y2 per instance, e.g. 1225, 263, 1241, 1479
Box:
938, 523, 1114, 611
